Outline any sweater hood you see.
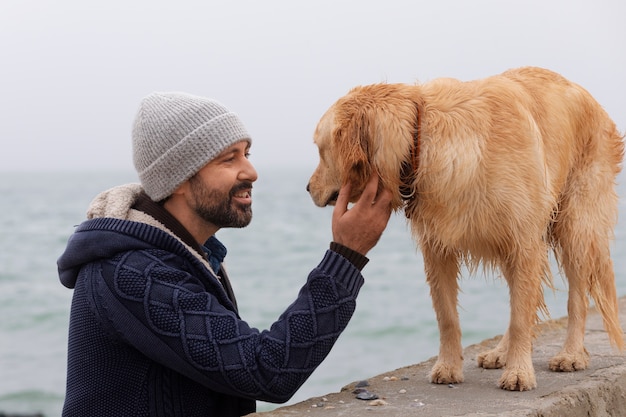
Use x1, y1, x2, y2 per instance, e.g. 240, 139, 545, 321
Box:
85, 182, 144, 220
57, 183, 173, 289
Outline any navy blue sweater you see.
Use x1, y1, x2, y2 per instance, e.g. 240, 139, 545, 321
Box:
57, 199, 365, 416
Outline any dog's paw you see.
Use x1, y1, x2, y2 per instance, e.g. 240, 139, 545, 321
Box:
477, 349, 507, 369
548, 348, 590, 372
429, 360, 464, 384
498, 367, 537, 391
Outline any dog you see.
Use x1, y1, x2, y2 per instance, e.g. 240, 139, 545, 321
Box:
307, 67, 624, 391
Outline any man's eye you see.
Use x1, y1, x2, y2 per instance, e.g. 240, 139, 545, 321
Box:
245, 152, 251, 159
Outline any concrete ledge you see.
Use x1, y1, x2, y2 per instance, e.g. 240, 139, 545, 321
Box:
251, 297, 626, 416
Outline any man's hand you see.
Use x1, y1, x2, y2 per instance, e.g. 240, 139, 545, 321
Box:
331, 174, 393, 256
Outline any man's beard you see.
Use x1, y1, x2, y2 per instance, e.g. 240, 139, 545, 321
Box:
189, 176, 253, 229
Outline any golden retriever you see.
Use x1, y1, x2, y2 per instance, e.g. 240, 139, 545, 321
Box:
307, 67, 624, 391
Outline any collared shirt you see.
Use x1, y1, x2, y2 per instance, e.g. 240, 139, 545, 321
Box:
204, 235, 226, 274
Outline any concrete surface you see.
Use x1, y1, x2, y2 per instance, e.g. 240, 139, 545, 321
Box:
250, 297, 626, 416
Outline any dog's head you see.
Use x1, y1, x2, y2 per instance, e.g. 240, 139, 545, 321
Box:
307, 84, 418, 209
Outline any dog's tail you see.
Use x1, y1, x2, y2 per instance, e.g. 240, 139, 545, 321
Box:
589, 261, 625, 351
583, 128, 624, 350
587, 123, 625, 351
553, 109, 625, 351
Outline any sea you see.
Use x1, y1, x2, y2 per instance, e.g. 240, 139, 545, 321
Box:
2, 167, 626, 416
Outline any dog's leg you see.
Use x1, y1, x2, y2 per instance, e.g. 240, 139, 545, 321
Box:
483, 250, 546, 391
550, 243, 622, 371
550, 171, 623, 370
548, 261, 590, 372
423, 246, 464, 384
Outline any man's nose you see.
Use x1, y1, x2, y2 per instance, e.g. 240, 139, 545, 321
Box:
242, 159, 258, 182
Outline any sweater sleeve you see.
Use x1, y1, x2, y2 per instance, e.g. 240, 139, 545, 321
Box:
89, 248, 364, 403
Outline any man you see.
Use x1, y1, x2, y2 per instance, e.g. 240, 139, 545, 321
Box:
57, 92, 392, 416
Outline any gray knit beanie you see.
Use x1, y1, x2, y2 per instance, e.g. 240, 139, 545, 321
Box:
132, 92, 251, 201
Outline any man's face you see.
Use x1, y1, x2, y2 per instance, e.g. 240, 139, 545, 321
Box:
189, 141, 257, 229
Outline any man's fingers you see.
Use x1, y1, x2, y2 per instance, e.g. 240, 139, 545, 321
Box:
333, 181, 351, 220
356, 173, 379, 205
331, 173, 392, 256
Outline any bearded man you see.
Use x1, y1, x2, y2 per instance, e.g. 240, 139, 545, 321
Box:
57, 92, 392, 416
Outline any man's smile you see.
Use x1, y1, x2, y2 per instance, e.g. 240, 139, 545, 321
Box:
233, 187, 252, 205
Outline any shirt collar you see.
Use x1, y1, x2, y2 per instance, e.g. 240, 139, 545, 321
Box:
203, 235, 227, 273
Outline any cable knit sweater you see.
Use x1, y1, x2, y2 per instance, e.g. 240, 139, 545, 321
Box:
57, 184, 366, 417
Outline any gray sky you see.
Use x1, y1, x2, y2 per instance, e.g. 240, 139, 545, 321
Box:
2, 0, 625, 172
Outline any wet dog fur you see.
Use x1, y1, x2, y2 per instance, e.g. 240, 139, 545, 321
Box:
307, 67, 624, 391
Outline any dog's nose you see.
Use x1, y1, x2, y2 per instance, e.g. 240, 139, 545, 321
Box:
306, 183, 310, 193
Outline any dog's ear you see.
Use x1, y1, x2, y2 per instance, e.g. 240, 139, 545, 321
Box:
333, 106, 371, 187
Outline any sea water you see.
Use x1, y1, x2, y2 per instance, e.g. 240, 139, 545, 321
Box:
1, 168, 625, 416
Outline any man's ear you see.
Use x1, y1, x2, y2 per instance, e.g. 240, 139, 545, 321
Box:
171, 179, 189, 197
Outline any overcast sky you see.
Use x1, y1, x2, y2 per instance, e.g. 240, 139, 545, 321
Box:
2, 0, 625, 173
